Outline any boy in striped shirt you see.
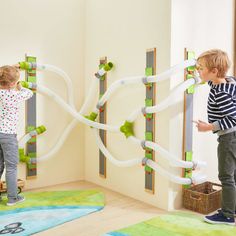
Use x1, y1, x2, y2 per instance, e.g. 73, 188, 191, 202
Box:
194, 49, 236, 225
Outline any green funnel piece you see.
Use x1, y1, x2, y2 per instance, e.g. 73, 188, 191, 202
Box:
103, 62, 114, 71
120, 121, 134, 138
84, 112, 98, 121
19, 61, 31, 70
36, 125, 46, 134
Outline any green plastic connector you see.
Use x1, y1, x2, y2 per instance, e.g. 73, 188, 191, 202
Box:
36, 125, 46, 134
103, 62, 114, 72
145, 98, 153, 106
19, 61, 31, 70
144, 67, 153, 88
84, 112, 98, 121
98, 62, 114, 81
20, 81, 30, 88
145, 132, 153, 141
145, 67, 153, 76
19, 148, 30, 163
120, 121, 134, 138
186, 74, 195, 94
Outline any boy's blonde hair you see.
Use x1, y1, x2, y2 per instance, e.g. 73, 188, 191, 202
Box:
0, 66, 20, 87
197, 49, 231, 78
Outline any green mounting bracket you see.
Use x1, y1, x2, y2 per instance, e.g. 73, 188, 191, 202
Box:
186, 52, 196, 94
145, 99, 153, 120
145, 67, 153, 76
187, 51, 196, 71
19, 148, 30, 164
145, 98, 153, 106
145, 131, 153, 172
145, 67, 153, 88
145, 132, 153, 141
183, 151, 193, 188
120, 121, 134, 138
27, 126, 36, 143
186, 74, 195, 94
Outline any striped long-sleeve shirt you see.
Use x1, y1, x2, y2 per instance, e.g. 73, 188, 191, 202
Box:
208, 77, 236, 135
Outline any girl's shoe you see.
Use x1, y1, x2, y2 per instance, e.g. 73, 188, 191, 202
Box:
7, 195, 25, 206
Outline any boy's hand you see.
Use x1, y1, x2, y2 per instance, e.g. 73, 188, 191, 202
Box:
193, 120, 213, 132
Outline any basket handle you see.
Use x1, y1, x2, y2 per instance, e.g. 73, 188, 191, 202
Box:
190, 193, 201, 201
212, 183, 222, 187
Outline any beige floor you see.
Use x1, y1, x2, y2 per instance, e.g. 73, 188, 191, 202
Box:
29, 181, 166, 236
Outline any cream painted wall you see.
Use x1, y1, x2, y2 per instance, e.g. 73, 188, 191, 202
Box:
0, 0, 85, 188
84, 0, 172, 210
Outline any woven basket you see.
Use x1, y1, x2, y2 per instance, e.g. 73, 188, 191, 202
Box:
183, 181, 222, 214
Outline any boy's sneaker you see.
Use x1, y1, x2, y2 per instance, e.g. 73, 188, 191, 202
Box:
204, 211, 235, 226
7, 195, 25, 206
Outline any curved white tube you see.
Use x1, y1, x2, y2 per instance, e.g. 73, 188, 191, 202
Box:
80, 77, 99, 115
126, 107, 143, 123
94, 129, 142, 167
146, 78, 196, 114
94, 76, 144, 113
147, 59, 196, 83
94, 129, 206, 185
37, 64, 76, 109
127, 136, 142, 146
146, 159, 206, 185
18, 133, 32, 149
127, 78, 197, 122
145, 141, 207, 169
38, 78, 99, 162
127, 136, 207, 169
94, 59, 196, 113
37, 85, 120, 132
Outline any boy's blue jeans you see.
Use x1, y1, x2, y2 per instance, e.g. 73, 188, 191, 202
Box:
0, 133, 19, 200
217, 131, 236, 218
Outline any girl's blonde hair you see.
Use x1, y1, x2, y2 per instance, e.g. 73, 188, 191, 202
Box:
0, 65, 20, 87
197, 49, 231, 78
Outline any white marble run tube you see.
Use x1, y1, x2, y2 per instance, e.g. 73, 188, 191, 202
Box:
145, 159, 207, 185
37, 64, 76, 109
94, 130, 206, 185
144, 141, 207, 169
37, 84, 120, 132
127, 77, 201, 122
94, 129, 142, 167
127, 136, 206, 169
94, 59, 196, 113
